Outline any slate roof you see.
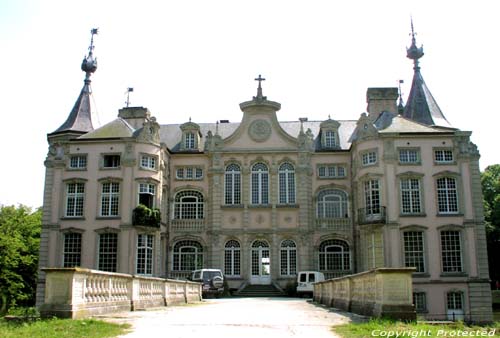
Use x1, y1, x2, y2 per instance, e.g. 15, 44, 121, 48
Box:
78, 118, 135, 139
50, 81, 94, 135
375, 111, 453, 134
402, 70, 452, 128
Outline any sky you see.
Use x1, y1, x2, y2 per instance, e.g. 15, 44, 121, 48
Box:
0, 0, 499, 208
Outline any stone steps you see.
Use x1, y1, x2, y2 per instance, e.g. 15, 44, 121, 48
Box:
236, 284, 286, 297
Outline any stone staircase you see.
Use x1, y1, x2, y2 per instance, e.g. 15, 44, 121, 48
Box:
236, 284, 286, 297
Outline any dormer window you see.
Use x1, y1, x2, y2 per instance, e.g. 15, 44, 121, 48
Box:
320, 118, 340, 149
179, 120, 201, 151
185, 132, 195, 149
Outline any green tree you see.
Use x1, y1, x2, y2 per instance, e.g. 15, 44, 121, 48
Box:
481, 164, 500, 286
0, 205, 41, 313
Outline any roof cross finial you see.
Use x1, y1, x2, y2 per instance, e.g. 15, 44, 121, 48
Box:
254, 74, 266, 100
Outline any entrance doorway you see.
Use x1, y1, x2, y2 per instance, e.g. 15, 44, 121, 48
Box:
250, 240, 271, 285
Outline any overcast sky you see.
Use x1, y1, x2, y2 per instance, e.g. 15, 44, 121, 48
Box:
1, 0, 498, 208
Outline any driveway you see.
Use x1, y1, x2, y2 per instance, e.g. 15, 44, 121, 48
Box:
99, 297, 363, 338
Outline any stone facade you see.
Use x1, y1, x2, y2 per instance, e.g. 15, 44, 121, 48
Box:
36, 30, 493, 323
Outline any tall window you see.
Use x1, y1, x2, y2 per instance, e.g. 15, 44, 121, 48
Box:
278, 163, 295, 204
100, 182, 120, 216
400, 178, 421, 214
225, 164, 241, 205
185, 132, 195, 149
364, 180, 380, 215
319, 239, 350, 271
280, 240, 297, 276
98, 233, 118, 272
251, 163, 269, 205
173, 240, 203, 271
441, 230, 463, 273
65, 182, 84, 217
136, 234, 153, 275
324, 130, 336, 148
317, 189, 348, 218
63, 233, 82, 267
447, 292, 463, 311
138, 183, 155, 208
403, 231, 425, 272
174, 191, 204, 219
224, 240, 241, 276
413, 292, 427, 312
437, 177, 458, 214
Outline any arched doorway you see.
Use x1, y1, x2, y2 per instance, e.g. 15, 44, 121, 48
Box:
250, 240, 271, 285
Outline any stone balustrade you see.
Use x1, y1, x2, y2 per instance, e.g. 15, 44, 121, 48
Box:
170, 219, 205, 231
40, 268, 202, 319
315, 217, 351, 231
313, 268, 416, 321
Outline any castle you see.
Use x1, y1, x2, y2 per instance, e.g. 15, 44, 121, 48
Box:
36, 27, 493, 321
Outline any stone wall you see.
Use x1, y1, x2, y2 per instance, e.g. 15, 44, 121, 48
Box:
39, 268, 202, 319
313, 268, 416, 321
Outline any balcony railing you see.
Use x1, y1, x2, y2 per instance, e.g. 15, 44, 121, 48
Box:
315, 217, 351, 231
170, 219, 205, 231
132, 205, 161, 227
357, 206, 387, 225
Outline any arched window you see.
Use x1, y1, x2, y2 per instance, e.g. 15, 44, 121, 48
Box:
278, 163, 295, 204
251, 163, 269, 205
319, 239, 350, 271
225, 164, 241, 205
224, 240, 241, 276
280, 240, 297, 276
317, 189, 348, 218
174, 191, 204, 219
172, 240, 203, 271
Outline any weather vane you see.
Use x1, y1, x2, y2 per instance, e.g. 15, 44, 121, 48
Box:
125, 87, 134, 107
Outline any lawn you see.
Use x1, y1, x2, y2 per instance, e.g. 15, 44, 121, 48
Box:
0, 318, 130, 338
333, 319, 500, 338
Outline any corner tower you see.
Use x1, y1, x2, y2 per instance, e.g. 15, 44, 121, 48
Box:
402, 20, 452, 128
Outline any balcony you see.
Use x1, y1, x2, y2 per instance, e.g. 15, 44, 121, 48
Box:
170, 219, 205, 231
132, 205, 161, 228
357, 206, 387, 225
315, 217, 351, 231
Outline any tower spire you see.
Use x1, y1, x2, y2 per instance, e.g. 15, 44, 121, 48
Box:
50, 28, 99, 136
402, 21, 451, 128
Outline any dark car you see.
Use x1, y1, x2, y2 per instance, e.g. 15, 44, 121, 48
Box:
191, 269, 224, 298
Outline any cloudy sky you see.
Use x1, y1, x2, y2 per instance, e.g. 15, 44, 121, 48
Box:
0, 0, 498, 208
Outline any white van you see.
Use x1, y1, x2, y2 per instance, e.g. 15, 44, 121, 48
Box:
296, 271, 325, 297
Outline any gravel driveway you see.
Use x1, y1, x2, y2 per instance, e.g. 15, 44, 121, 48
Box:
99, 297, 363, 338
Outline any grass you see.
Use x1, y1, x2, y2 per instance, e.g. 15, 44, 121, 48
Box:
0, 317, 130, 338
333, 319, 500, 338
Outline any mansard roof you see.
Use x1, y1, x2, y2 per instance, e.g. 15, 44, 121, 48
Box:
159, 120, 357, 152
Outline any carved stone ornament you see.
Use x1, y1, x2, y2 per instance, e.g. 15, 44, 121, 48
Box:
248, 119, 272, 142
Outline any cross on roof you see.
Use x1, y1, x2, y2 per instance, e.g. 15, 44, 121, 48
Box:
255, 74, 265, 88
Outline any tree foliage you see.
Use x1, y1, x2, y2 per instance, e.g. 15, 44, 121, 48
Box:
0, 205, 41, 313
481, 164, 500, 285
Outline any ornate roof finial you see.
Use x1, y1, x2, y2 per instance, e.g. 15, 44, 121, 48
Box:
254, 74, 267, 100
81, 28, 98, 83
189, 116, 192, 122
215, 120, 219, 135
406, 18, 424, 70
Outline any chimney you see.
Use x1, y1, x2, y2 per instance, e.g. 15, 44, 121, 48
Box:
366, 88, 399, 121
118, 106, 151, 129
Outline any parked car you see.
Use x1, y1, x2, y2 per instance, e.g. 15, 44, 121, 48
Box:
296, 271, 325, 297
190, 269, 225, 298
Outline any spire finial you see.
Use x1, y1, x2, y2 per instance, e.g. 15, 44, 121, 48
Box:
254, 74, 266, 100
81, 28, 98, 83
406, 18, 424, 71
215, 120, 219, 135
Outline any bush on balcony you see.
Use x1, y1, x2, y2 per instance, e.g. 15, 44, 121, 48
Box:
132, 204, 161, 227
